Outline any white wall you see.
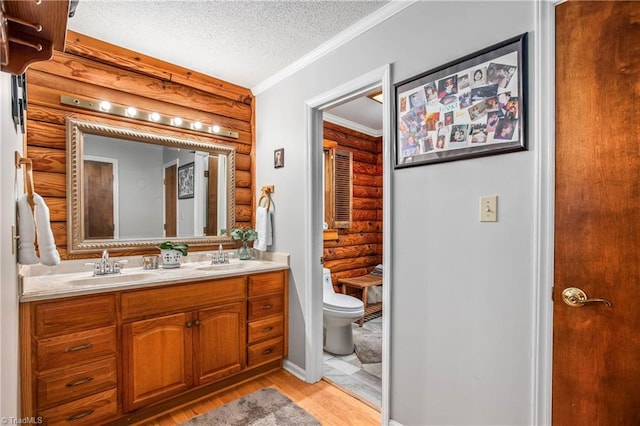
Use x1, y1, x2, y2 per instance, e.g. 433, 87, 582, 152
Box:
256, 2, 538, 424
1, 73, 23, 418
86, 136, 164, 238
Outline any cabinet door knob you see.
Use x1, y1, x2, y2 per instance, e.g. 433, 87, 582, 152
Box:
185, 321, 193, 328
194, 320, 200, 326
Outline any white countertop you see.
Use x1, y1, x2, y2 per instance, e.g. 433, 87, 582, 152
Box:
19, 251, 289, 302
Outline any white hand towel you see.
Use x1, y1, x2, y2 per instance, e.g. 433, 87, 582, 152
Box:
33, 194, 60, 266
253, 206, 272, 251
17, 194, 39, 265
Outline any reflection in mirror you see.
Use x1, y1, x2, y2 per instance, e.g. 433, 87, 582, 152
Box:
67, 118, 235, 253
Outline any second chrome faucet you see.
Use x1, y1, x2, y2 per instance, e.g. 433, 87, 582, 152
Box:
208, 244, 229, 265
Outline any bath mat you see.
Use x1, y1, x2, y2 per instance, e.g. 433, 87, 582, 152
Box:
352, 325, 382, 364
180, 388, 321, 425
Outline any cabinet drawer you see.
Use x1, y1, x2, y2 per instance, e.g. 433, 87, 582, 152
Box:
121, 277, 246, 320
248, 271, 285, 297
38, 387, 117, 425
37, 357, 117, 409
36, 325, 116, 371
247, 316, 283, 344
35, 295, 115, 337
248, 294, 283, 320
248, 336, 283, 367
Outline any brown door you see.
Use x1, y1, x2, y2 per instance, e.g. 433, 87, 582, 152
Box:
553, 2, 640, 425
165, 164, 177, 237
84, 160, 114, 239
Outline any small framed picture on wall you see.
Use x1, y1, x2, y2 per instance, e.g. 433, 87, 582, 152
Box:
274, 148, 284, 168
177, 162, 195, 199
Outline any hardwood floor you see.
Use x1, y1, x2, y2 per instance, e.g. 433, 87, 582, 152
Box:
135, 369, 381, 425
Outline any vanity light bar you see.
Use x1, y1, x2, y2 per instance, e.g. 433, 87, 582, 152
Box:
60, 95, 239, 139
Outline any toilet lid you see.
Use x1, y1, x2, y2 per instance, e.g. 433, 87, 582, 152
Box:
323, 293, 364, 311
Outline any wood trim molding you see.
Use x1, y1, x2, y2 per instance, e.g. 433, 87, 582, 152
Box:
64, 30, 253, 104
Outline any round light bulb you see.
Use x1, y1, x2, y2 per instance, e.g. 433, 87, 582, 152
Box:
99, 101, 112, 111
192, 121, 203, 130
125, 107, 137, 117
150, 112, 161, 122
173, 117, 183, 126
211, 125, 221, 133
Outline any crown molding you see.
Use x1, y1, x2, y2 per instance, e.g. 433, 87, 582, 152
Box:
252, 0, 416, 95
323, 113, 382, 138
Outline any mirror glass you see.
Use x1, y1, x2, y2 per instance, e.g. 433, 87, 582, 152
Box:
67, 118, 235, 253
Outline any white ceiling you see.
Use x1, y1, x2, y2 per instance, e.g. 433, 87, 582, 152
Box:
67, 0, 391, 134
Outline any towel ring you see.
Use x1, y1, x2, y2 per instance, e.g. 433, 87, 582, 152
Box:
16, 152, 35, 209
258, 194, 271, 211
258, 185, 274, 211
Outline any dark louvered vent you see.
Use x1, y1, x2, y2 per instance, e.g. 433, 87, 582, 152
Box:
333, 149, 352, 228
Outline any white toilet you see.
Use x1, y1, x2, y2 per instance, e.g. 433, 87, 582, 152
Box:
323, 268, 365, 355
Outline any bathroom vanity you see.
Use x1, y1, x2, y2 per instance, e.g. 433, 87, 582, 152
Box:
19, 256, 288, 425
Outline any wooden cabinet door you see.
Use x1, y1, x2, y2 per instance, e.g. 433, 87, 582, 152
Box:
122, 312, 193, 412
194, 302, 245, 385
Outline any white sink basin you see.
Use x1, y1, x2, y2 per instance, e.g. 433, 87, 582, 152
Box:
67, 272, 156, 286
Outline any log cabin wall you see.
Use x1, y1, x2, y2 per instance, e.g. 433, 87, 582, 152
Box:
24, 31, 255, 259
322, 121, 383, 291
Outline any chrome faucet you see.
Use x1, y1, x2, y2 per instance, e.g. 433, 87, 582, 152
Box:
85, 249, 127, 276
101, 250, 110, 270
208, 244, 229, 265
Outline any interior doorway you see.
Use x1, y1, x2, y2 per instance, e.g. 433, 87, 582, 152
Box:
321, 93, 384, 407
304, 64, 392, 422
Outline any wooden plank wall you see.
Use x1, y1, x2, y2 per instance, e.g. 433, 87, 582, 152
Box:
24, 31, 254, 259
322, 121, 383, 291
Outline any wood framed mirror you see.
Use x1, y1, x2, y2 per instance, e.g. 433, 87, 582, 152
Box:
66, 118, 236, 253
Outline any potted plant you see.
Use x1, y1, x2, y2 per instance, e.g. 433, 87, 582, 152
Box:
230, 228, 257, 260
159, 241, 189, 269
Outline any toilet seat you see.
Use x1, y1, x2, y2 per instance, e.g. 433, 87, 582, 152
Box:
323, 293, 364, 313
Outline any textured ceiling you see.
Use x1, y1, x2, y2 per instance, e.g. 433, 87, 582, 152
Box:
67, 0, 389, 90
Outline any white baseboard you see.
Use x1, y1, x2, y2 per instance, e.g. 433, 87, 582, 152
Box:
389, 420, 404, 426
282, 359, 307, 382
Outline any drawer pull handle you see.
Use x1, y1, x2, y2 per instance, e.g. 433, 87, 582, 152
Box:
261, 348, 273, 355
261, 326, 274, 333
65, 377, 94, 387
262, 304, 273, 310
65, 343, 93, 353
67, 409, 94, 421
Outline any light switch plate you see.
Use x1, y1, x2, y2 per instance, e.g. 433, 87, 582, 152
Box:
480, 195, 498, 222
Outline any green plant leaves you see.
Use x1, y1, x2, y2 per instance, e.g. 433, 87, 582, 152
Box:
231, 227, 257, 242
159, 241, 189, 256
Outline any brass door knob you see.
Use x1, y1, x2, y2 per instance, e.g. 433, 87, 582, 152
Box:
561, 287, 612, 307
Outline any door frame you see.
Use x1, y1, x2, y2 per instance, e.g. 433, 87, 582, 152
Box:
84, 155, 120, 239
533, 1, 556, 424
304, 64, 392, 422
